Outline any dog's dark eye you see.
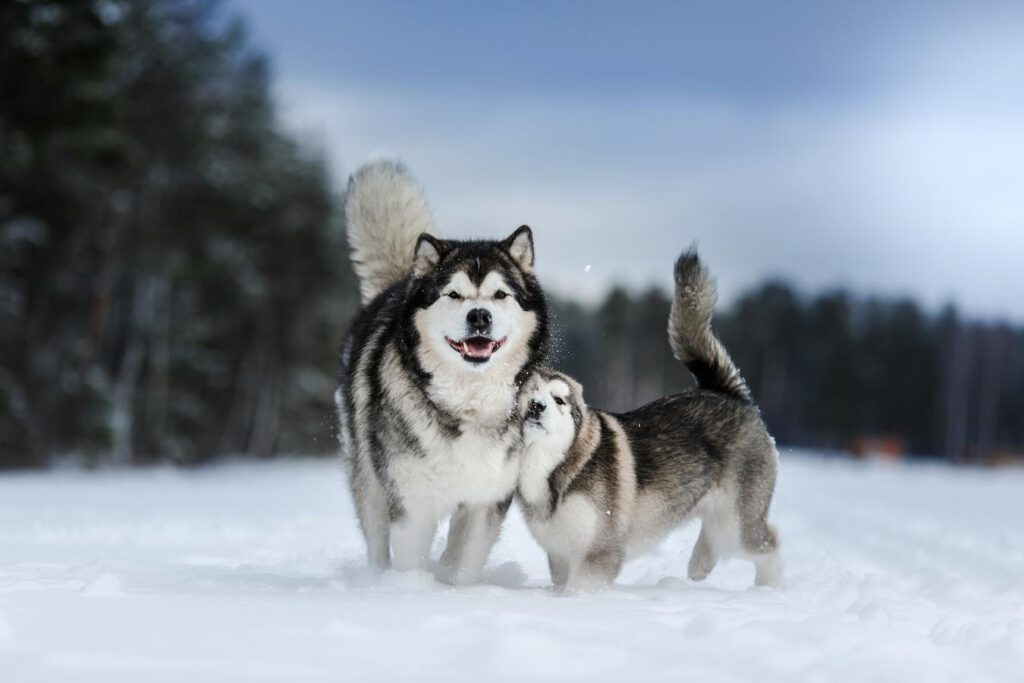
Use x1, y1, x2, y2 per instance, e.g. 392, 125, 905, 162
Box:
553, 397, 565, 406
494, 290, 508, 300
447, 291, 462, 300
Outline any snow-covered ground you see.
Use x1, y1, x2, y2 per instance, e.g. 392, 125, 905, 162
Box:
1, 453, 1022, 683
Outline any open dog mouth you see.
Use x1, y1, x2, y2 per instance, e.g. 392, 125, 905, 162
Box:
445, 335, 507, 363
523, 415, 546, 430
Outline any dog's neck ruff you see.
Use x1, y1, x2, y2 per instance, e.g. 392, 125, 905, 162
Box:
426, 362, 521, 428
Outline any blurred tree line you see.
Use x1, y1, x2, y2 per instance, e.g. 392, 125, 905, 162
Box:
549, 286, 1024, 463
2, 0, 1021, 469
1, 0, 358, 467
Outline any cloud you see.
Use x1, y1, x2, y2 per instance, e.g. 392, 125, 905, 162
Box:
273, 71, 1024, 320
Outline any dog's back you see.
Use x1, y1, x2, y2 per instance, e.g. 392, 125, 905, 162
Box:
611, 389, 779, 581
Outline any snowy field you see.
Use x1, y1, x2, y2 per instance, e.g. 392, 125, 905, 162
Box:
1, 453, 1022, 683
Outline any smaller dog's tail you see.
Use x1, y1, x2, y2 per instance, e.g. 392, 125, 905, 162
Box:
668, 248, 751, 402
344, 159, 437, 304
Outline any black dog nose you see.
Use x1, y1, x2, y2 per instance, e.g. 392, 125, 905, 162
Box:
527, 400, 545, 418
466, 308, 492, 331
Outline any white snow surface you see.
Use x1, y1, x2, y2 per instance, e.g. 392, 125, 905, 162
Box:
1, 453, 1022, 682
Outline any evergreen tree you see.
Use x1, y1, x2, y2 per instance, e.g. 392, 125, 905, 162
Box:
0, 0, 357, 467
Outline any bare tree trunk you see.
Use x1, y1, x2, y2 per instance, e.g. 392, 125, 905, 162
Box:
220, 342, 261, 454
144, 274, 171, 455
247, 316, 283, 458
975, 326, 1005, 462
85, 189, 130, 361
760, 344, 789, 442
110, 278, 153, 467
942, 323, 971, 463
607, 348, 634, 412
249, 361, 282, 458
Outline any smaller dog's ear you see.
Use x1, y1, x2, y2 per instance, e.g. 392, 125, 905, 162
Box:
502, 225, 534, 271
412, 234, 447, 277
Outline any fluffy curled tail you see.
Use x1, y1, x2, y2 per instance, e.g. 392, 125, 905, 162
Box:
668, 249, 751, 402
344, 159, 436, 304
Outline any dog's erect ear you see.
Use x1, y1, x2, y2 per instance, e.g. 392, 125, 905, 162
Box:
412, 233, 448, 277
501, 225, 534, 271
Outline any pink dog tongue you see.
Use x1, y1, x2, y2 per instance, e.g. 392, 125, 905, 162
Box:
464, 337, 494, 357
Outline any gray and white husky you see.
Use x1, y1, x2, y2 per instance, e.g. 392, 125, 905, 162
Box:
516, 250, 781, 590
336, 160, 548, 583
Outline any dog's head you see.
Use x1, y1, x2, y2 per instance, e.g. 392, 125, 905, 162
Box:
519, 368, 587, 451
406, 226, 547, 376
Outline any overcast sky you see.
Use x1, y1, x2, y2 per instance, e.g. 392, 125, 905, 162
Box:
230, 0, 1024, 320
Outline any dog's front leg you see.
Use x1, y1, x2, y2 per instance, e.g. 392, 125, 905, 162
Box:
439, 504, 471, 573
547, 553, 570, 588
350, 455, 391, 569
444, 497, 511, 584
390, 506, 439, 572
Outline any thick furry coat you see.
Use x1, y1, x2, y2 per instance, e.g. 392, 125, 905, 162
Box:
336, 160, 549, 582
516, 250, 780, 589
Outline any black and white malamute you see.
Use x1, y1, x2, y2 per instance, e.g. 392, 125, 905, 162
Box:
336, 160, 548, 583
515, 250, 781, 590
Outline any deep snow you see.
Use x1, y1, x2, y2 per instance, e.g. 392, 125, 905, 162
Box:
1, 453, 1022, 682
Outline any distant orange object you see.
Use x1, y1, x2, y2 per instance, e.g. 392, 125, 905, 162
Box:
987, 451, 1024, 467
850, 436, 905, 460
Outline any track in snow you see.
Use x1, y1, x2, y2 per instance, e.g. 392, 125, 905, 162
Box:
1, 453, 1022, 682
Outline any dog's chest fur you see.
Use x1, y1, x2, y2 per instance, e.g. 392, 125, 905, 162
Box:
526, 494, 601, 561
385, 358, 523, 515
517, 438, 605, 558
389, 423, 520, 515
340, 260, 546, 522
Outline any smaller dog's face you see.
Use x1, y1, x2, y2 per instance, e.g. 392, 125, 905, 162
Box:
520, 371, 584, 452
